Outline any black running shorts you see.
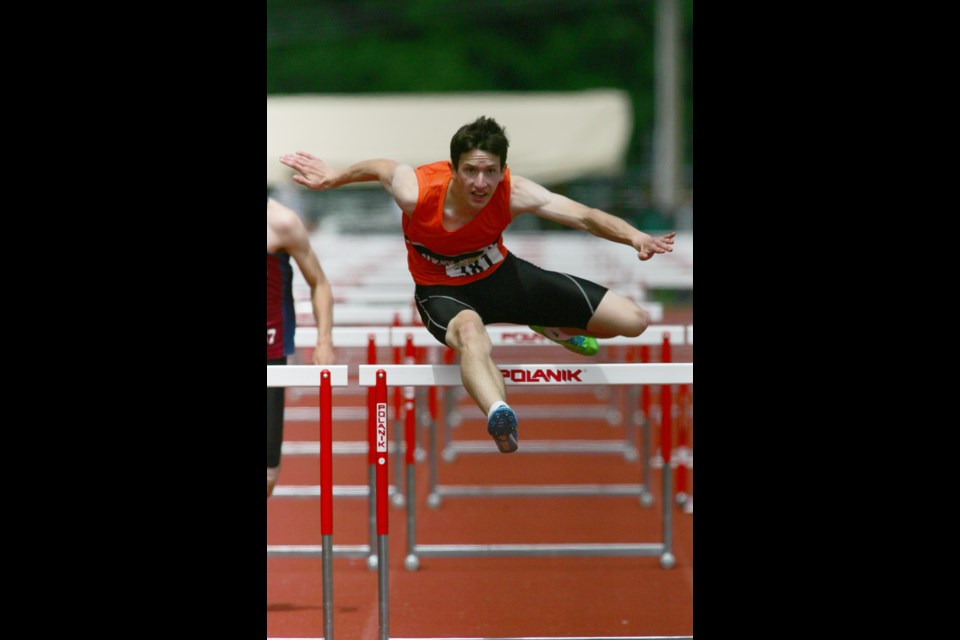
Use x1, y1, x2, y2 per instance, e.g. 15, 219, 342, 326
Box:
414, 253, 609, 346
267, 356, 287, 468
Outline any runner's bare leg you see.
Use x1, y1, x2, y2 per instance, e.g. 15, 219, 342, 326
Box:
445, 310, 505, 413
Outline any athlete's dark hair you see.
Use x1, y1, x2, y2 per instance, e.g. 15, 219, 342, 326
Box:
450, 116, 509, 171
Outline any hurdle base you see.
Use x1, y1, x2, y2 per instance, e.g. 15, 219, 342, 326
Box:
282, 439, 386, 455
272, 484, 399, 499
267, 544, 372, 559
428, 484, 652, 509
405, 542, 670, 568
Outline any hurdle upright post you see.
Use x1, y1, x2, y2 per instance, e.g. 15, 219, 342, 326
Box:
365, 333, 379, 570
403, 334, 419, 571
659, 334, 676, 568
319, 369, 334, 640
374, 369, 390, 640
676, 383, 690, 507
391, 314, 405, 507
428, 346, 457, 507
639, 344, 654, 506
440, 346, 458, 464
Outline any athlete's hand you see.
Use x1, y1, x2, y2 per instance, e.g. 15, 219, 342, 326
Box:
312, 341, 337, 366
280, 151, 337, 191
635, 231, 676, 261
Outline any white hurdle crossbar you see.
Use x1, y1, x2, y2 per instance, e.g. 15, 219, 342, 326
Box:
266, 364, 349, 387
358, 362, 692, 387
293, 326, 394, 349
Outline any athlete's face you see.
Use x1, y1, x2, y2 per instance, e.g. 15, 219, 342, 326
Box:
451, 150, 504, 209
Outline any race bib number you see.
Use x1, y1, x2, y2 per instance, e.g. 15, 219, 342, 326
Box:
445, 243, 504, 278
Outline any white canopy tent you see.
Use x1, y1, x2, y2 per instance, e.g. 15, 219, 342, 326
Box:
266, 89, 633, 188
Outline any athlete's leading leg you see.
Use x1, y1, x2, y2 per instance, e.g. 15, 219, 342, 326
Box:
445, 309, 518, 453
445, 310, 503, 409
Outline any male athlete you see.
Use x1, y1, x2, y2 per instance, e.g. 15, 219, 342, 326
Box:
280, 116, 673, 454
267, 195, 336, 497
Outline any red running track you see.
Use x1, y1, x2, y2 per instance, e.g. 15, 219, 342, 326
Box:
268, 307, 693, 639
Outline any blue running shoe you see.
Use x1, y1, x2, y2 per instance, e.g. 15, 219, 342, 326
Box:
529, 325, 599, 356
487, 405, 519, 453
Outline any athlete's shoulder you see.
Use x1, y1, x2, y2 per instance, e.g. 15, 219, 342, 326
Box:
268, 199, 300, 226
411, 161, 451, 208
415, 161, 452, 182
268, 199, 308, 247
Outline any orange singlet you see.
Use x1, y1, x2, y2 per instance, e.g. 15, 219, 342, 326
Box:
402, 161, 512, 286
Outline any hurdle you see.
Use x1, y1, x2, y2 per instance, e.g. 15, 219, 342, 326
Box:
646, 330, 693, 514
361, 363, 691, 640
275, 328, 397, 570
267, 358, 390, 572
388, 326, 687, 510
266, 365, 348, 640
287, 322, 424, 511
360, 363, 691, 568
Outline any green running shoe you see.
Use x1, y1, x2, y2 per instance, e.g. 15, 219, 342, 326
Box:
529, 325, 599, 356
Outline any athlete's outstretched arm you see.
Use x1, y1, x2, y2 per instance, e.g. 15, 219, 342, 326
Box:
279, 151, 419, 213
509, 174, 675, 261
268, 198, 336, 365
292, 244, 336, 366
